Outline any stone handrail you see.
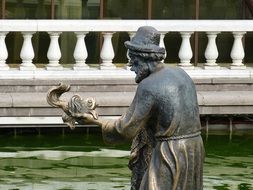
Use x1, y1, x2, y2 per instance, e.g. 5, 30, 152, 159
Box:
1, 20, 253, 32
0, 19, 252, 78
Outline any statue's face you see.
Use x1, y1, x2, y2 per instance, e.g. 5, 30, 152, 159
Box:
129, 53, 150, 83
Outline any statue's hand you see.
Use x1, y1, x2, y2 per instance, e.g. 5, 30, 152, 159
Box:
68, 95, 98, 125
70, 112, 97, 124
47, 83, 99, 129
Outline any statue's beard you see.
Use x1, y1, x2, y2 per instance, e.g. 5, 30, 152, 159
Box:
135, 68, 150, 83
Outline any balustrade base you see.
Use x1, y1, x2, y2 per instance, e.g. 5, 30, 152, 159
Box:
230, 65, 246, 70
0, 66, 9, 71
204, 66, 220, 70
46, 66, 63, 71
20, 66, 36, 71
178, 65, 195, 70
73, 65, 90, 70
2, 66, 253, 79
100, 65, 117, 70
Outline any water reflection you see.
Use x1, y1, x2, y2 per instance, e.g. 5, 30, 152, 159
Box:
0, 134, 252, 190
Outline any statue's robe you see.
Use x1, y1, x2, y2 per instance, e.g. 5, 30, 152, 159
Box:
102, 67, 204, 190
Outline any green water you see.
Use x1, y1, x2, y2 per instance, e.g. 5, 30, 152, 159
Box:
0, 131, 252, 190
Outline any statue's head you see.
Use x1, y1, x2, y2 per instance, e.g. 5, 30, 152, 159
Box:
125, 26, 165, 83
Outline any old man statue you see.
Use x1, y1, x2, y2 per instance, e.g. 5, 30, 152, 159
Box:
48, 26, 204, 190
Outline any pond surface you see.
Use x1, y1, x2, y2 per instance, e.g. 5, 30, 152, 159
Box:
0, 130, 252, 190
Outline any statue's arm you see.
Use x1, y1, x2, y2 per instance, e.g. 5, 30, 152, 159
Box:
102, 84, 155, 142
78, 85, 154, 144
73, 92, 137, 128
47, 83, 154, 144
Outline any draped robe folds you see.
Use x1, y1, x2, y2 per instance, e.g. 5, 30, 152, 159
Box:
102, 67, 204, 190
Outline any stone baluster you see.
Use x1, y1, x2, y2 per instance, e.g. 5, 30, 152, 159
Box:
159, 32, 167, 63
46, 32, 63, 70
0, 32, 9, 70
73, 32, 89, 70
178, 32, 194, 69
204, 32, 220, 69
126, 32, 136, 70
100, 32, 116, 69
230, 32, 246, 69
20, 32, 36, 70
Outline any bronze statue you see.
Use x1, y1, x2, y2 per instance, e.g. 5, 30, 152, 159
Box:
47, 26, 204, 190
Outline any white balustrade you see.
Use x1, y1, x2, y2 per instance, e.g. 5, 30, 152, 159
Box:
73, 32, 89, 70
46, 32, 63, 70
100, 32, 116, 69
230, 32, 246, 70
204, 32, 220, 69
0, 20, 252, 78
159, 32, 167, 63
20, 32, 36, 70
0, 32, 9, 70
178, 32, 194, 69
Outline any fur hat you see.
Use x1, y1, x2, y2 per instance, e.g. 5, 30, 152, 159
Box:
124, 26, 165, 54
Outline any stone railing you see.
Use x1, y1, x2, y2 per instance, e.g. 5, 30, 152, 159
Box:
0, 19, 253, 79
1, 20, 253, 127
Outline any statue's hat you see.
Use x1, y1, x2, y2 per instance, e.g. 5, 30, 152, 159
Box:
124, 26, 165, 54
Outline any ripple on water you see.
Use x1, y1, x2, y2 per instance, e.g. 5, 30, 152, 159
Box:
0, 134, 252, 189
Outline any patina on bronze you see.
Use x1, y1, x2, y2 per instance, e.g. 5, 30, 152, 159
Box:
47, 83, 97, 129
47, 26, 204, 190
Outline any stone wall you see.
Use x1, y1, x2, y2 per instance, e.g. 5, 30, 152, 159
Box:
0, 77, 253, 133
0, 78, 253, 118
